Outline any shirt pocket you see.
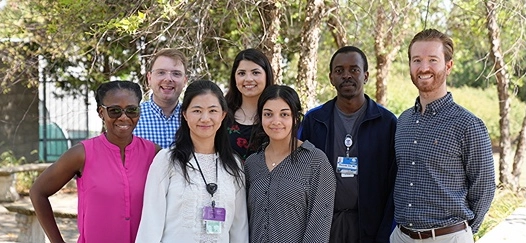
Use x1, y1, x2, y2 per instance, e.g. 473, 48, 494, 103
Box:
276, 175, 308, 207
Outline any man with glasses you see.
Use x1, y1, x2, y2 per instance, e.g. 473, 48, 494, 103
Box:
133, 48, 189, 148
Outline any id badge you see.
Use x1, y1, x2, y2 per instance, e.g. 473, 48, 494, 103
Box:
203, 206, 226, 234
205, 220, 222, 234
337, 156, 358, 177
203, 206, 226, 221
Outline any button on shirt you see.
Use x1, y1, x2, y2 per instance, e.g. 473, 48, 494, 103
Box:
78, 134, 157, 243
393, 92, 495, 233
245, 141, 336, 243
133, 98, 182, 148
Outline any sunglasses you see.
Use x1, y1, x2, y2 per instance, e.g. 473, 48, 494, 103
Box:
100, 105, 140, 119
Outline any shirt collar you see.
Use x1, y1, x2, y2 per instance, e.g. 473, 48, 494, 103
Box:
147, 94, 179, 118
413, 92, 453, 114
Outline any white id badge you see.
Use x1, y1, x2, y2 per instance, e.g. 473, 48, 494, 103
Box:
205, 220, 222, 234
337, 156, 358, 177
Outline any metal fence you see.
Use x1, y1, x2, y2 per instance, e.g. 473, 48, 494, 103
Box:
39, 75, 99, 162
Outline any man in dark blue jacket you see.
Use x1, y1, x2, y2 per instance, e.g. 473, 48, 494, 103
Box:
299, 46, 397, 243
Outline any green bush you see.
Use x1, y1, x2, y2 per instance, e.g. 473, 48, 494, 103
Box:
1, 150, 40, 195
0, 150, 26, 167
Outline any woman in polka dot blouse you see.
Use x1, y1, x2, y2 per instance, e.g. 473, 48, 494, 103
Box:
245, 85, 336, 243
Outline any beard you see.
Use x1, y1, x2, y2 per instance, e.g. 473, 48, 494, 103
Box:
410, 68, 447, 93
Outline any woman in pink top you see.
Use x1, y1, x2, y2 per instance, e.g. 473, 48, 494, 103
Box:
30, 81, 161, 243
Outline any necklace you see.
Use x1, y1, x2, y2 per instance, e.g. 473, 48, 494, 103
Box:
266, 157, 283, 169
191, 152, 218, 197
239, 107, 256, 123
265, 146, 290, 169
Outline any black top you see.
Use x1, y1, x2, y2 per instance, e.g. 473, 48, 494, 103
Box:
226, 118, 256, 161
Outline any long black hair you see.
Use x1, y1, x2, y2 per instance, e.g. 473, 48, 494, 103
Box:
225, 48, 274, 114
170, 80, 243, 183
249, 85, 303, 162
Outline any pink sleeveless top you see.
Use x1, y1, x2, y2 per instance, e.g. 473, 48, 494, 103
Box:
77, 134, 156, 243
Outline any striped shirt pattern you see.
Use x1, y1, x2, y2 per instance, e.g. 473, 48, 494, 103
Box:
133, 99, 182, 148
394, 92, 495, 233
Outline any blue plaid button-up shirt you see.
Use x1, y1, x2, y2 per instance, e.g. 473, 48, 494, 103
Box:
394, 92, 495, 233
133, 98, 182, 148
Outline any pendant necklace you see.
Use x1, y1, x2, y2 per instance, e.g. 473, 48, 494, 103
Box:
266, 148, 277, 167
266, 146, 287, 168
192, 152, 218, 197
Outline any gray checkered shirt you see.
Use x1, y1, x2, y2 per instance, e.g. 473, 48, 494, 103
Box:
393, 92, 495, 233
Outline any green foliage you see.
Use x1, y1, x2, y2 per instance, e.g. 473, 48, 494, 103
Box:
0, 150, 26, 167
447, 0, 526, 98
377, 61, 417, 115
474, 188, 525, 241
0, 0, 145, 94
447, 1, 493, 88
314, 40, 335, 103
16, 171, 40, 195
106, 11, 146, 34
452, 85, 526, 141
0, 41, 40, 93
0, 0, 525, 141
373, 61, 525, 142
0, 149, 40, 194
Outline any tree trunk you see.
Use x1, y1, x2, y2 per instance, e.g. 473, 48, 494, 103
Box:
260, 0, 283, 84
296, 0, 326, 111
373, 1, 409, 106
374, 7, 388, 106
485, 0, 513, 187
326, 2, 347, 49
512, 106, 526, 190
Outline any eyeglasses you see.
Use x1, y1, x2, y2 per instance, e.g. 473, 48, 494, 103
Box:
100, 105, 140, 119
150, 69, 184, 79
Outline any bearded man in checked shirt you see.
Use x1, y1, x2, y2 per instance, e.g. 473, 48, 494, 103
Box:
391, 29, 496, 243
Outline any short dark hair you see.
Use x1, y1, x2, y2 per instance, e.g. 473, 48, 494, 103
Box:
329, 46, 369, 72
170, 80, 242, 184
95, 81, 142, 111
225, 48, 275, 113
408, 29, 454, 62
250, 85, 303, 162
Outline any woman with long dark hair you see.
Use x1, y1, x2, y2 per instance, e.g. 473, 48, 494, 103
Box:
136, 80, 248, 243
245, 85, 336, 243
225, 48, 274, 160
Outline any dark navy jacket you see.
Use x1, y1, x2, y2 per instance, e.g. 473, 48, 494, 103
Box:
299, 95, 397, 243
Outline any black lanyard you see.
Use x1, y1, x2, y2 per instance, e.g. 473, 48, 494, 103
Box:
192, 152, 218, 198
